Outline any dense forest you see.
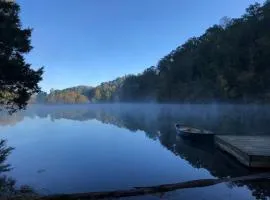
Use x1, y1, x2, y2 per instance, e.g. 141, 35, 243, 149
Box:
32, 2, 270, 104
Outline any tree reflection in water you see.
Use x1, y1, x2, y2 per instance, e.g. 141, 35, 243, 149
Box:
1, 104, 270, 199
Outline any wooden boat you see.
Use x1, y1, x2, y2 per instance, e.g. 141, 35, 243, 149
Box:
175, 124, 214, 138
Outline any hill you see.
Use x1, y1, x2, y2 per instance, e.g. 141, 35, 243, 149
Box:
33, 2, 270, 104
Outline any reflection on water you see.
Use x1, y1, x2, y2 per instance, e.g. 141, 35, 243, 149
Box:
0, 140, 15, 196
0, 104, 270, 199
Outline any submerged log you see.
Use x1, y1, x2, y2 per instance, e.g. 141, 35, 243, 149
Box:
41, 173, 270, 200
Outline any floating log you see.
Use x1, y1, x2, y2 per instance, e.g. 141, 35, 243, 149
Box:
41, 172, 270, 200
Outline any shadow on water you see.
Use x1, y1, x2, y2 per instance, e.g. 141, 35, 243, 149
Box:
1, 104, 270, 199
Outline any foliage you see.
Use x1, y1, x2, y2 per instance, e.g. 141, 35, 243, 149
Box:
0, 139, 15, 195
0, 139, 13, 172
47, 89, 89, 104
59, 86, 93, 97
91, 77, 126, 102
116, 1, 270, 103
120, 67, 158, 101
32, 78, 126, 104
34, 2, 270, 104
0, 0, 43, 112
153, 2, 270, 102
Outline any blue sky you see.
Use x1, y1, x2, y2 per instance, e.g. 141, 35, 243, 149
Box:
17, 0, 264, 92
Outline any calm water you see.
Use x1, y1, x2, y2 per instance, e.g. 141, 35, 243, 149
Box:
0, 104, 270, 199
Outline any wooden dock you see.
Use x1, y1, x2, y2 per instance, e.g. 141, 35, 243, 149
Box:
215, 135, 270, 168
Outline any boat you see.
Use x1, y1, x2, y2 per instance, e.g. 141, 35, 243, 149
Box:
175, 124, 214, 138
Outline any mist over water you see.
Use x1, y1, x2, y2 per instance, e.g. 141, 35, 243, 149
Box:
18, 103, 270, 135
0, 104, 270, 199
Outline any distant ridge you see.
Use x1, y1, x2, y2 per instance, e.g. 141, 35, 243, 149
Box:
34, 2, 270, 104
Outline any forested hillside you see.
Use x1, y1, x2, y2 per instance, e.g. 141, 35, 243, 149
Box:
30, 87, 90, 104
32, 2, 270, 104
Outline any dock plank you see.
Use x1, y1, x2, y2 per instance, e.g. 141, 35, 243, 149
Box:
215, 135, 270, 168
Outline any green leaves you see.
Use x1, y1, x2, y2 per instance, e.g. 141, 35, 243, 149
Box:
0, 140, 13, 173
149, 2, 270, 103
0, 0, 43, 113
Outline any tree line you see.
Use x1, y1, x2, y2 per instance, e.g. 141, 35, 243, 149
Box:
32, 1, 270, 104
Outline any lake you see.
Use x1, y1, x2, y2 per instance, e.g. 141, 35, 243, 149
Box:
0, 104, 270, 199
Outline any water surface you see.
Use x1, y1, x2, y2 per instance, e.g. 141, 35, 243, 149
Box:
0, 104, 270, 199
